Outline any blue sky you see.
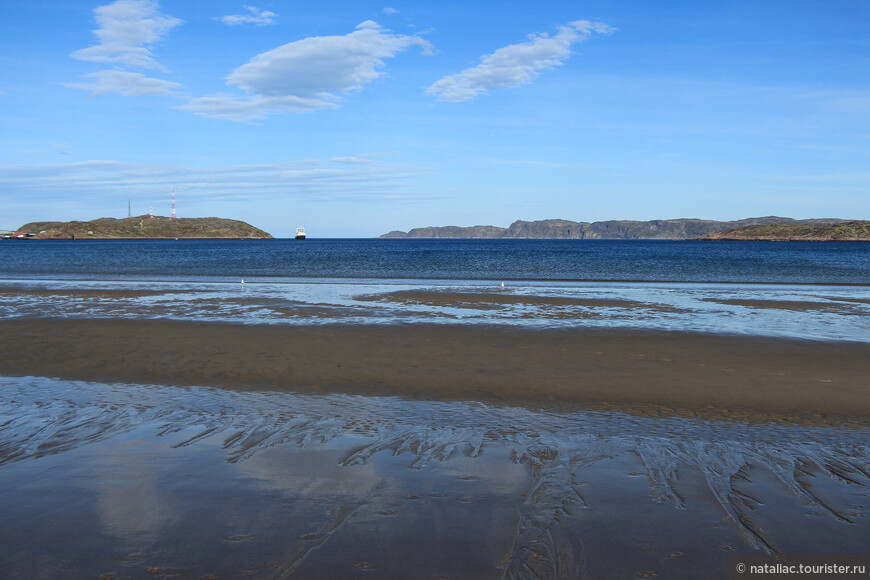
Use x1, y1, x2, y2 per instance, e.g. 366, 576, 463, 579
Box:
1, 0, 868, 237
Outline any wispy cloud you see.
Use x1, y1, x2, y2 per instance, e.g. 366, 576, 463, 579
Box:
0, 156, 432, 203
71, 0, 182, 70
383, 7, 398, 15
176, 94, 335, 121
180, 21, 431, 121
62, 70, 180, 97
216, 5, 278, 27
427, 20, 613, 102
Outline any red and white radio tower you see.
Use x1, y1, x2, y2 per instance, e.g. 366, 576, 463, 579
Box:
170, 188, 177, 220
149, 204, 154, 219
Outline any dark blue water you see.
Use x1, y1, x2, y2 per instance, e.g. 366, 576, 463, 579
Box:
1, 238, 868, 284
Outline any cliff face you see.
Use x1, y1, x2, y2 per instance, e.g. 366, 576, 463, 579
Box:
698, 221, 870, 241
17, 216, 273, 239
382, 217, 847, 240
503, 219, 591, 238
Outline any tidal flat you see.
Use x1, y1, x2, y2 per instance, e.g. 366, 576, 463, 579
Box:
1, 276, 869, 578
2, 377, 869, 579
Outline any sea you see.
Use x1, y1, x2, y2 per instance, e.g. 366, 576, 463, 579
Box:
1, 238, 869, 579
2, 237, 868, 283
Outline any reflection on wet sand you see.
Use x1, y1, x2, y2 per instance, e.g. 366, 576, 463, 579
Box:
0, 378, 867, 579
92, 445, 178, 549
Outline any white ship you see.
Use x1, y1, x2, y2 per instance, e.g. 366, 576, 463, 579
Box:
295, 226, 306, 240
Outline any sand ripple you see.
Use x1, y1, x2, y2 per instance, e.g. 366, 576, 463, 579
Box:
2, 376, 868, 576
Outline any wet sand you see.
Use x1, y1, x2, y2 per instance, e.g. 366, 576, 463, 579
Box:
1, 317, 868, 418
357, 289, 666, 309
2, 377, 869, 579
701, 297, 863, 312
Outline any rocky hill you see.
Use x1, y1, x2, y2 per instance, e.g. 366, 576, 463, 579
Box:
17, 216, 273, 239
381, 217, 847, 240
381, 225, 507, 239
697, 221, 870, 241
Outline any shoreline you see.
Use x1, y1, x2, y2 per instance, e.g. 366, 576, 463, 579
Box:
2, 317, 868, 419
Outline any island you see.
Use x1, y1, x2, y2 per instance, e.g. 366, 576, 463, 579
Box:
11, 216, 273, 240
696, 220, 870, 241
381, 217, 849, 240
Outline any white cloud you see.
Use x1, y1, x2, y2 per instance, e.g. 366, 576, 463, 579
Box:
71, 0, 182, 70
180, 21, 431, 120
63, 70, 180, 96
217, 5, 278, 27
383, 7, 398, 15
427, 20, 613, 102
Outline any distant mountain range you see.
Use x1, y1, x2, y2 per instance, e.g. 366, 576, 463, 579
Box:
380, 217, 849, 240
15, 216, 272, 239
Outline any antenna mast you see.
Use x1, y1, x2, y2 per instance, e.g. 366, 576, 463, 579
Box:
170, 188, 177, 220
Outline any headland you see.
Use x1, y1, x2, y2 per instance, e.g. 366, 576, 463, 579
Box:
697, 220, 870, 241
10, 216, 272, 239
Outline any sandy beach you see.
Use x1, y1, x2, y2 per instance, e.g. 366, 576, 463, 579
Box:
2, 278, 869, 578
3, 368, 870, 579
2, 317, 868, 419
